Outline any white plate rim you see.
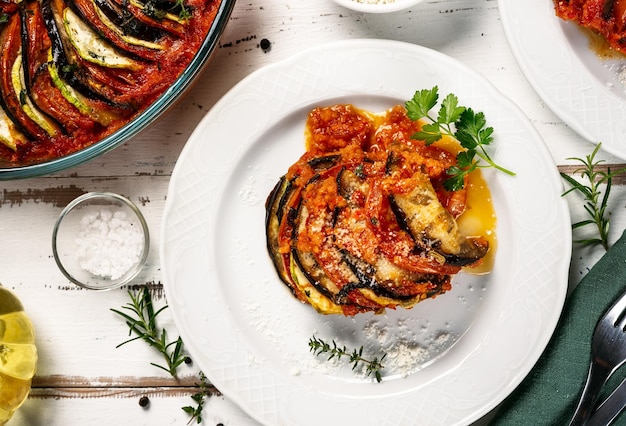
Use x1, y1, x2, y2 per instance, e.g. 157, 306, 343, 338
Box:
330, 0, 424, 13
498, 0, 626, 159
160, 38, 571, 426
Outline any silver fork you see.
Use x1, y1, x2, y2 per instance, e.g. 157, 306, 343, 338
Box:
569, 290, 626, 426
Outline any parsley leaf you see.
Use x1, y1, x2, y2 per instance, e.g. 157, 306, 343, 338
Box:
405, 87, 439, 120
439, 93, 465, 126
405, 86, 515, 190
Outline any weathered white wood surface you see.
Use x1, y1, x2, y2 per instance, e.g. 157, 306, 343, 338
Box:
1, 0, 624, 424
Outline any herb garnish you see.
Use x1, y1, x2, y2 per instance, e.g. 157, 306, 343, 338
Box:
561, 143, 626, 250
173, 0, 191, 21
309, 335, 386, 383
111, 287, 186, 377
0, 13, 9, 24
113, 287, 211, 422
405, 86, 515, 191
182, 372, 209, 424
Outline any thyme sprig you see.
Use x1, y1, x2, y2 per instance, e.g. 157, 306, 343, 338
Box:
308, 335, 386, 383
182, 371, 209, 424
561, 143, 626, 251
173, 0, 191, 20
405, 86, 515, 191
111, 287, 186, 377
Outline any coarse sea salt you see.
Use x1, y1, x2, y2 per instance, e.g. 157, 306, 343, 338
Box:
74, 209, 143, 280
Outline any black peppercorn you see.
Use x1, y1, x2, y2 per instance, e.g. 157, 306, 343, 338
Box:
260, 38, 271, 52
138, 395, 150, 408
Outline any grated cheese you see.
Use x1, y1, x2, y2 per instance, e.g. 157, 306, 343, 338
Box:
74, 209, 143, 280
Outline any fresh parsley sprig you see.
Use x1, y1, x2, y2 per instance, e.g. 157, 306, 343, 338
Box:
309, 335, 386, 383
111, 287, 186, 377
405, 86, 515, 191
561, 143, 626, 251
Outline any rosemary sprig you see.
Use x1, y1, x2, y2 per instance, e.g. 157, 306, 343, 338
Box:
561, 143, 626, 251
111, 287, 186, 377
308, 335, 386, 383
182, 371, 210, 424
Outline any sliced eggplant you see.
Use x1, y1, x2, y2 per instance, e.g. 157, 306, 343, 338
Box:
289, 251, 344, 315
266, 174, 359, 314
92, 2, 165, 51
389, 171, 489, 266
308, 154, 341, 170
265, 176, 295, 290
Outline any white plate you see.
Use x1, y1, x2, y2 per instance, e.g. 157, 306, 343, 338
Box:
330, 0, 424, 13
161, 39, 571, 426
499, 0, 626, 159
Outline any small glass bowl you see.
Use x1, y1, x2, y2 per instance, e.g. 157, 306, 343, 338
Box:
331, 0, 424, 13
52, 192, 150, 290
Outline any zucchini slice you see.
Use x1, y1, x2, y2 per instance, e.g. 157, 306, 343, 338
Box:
62, 7, 139, 69
46, 49, 91, 116
11, 53, 60, 137
0, 107, 27, 151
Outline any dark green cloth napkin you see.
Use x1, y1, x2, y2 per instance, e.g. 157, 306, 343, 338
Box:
492, 229, 626, 425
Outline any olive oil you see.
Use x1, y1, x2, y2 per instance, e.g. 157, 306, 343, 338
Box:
0, 287, 37, 425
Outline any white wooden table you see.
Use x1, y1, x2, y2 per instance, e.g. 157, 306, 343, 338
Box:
1, 0, 622, 424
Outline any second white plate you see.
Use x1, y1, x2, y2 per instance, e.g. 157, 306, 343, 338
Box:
161, 39, 571, 426
499, 0, 626, 159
